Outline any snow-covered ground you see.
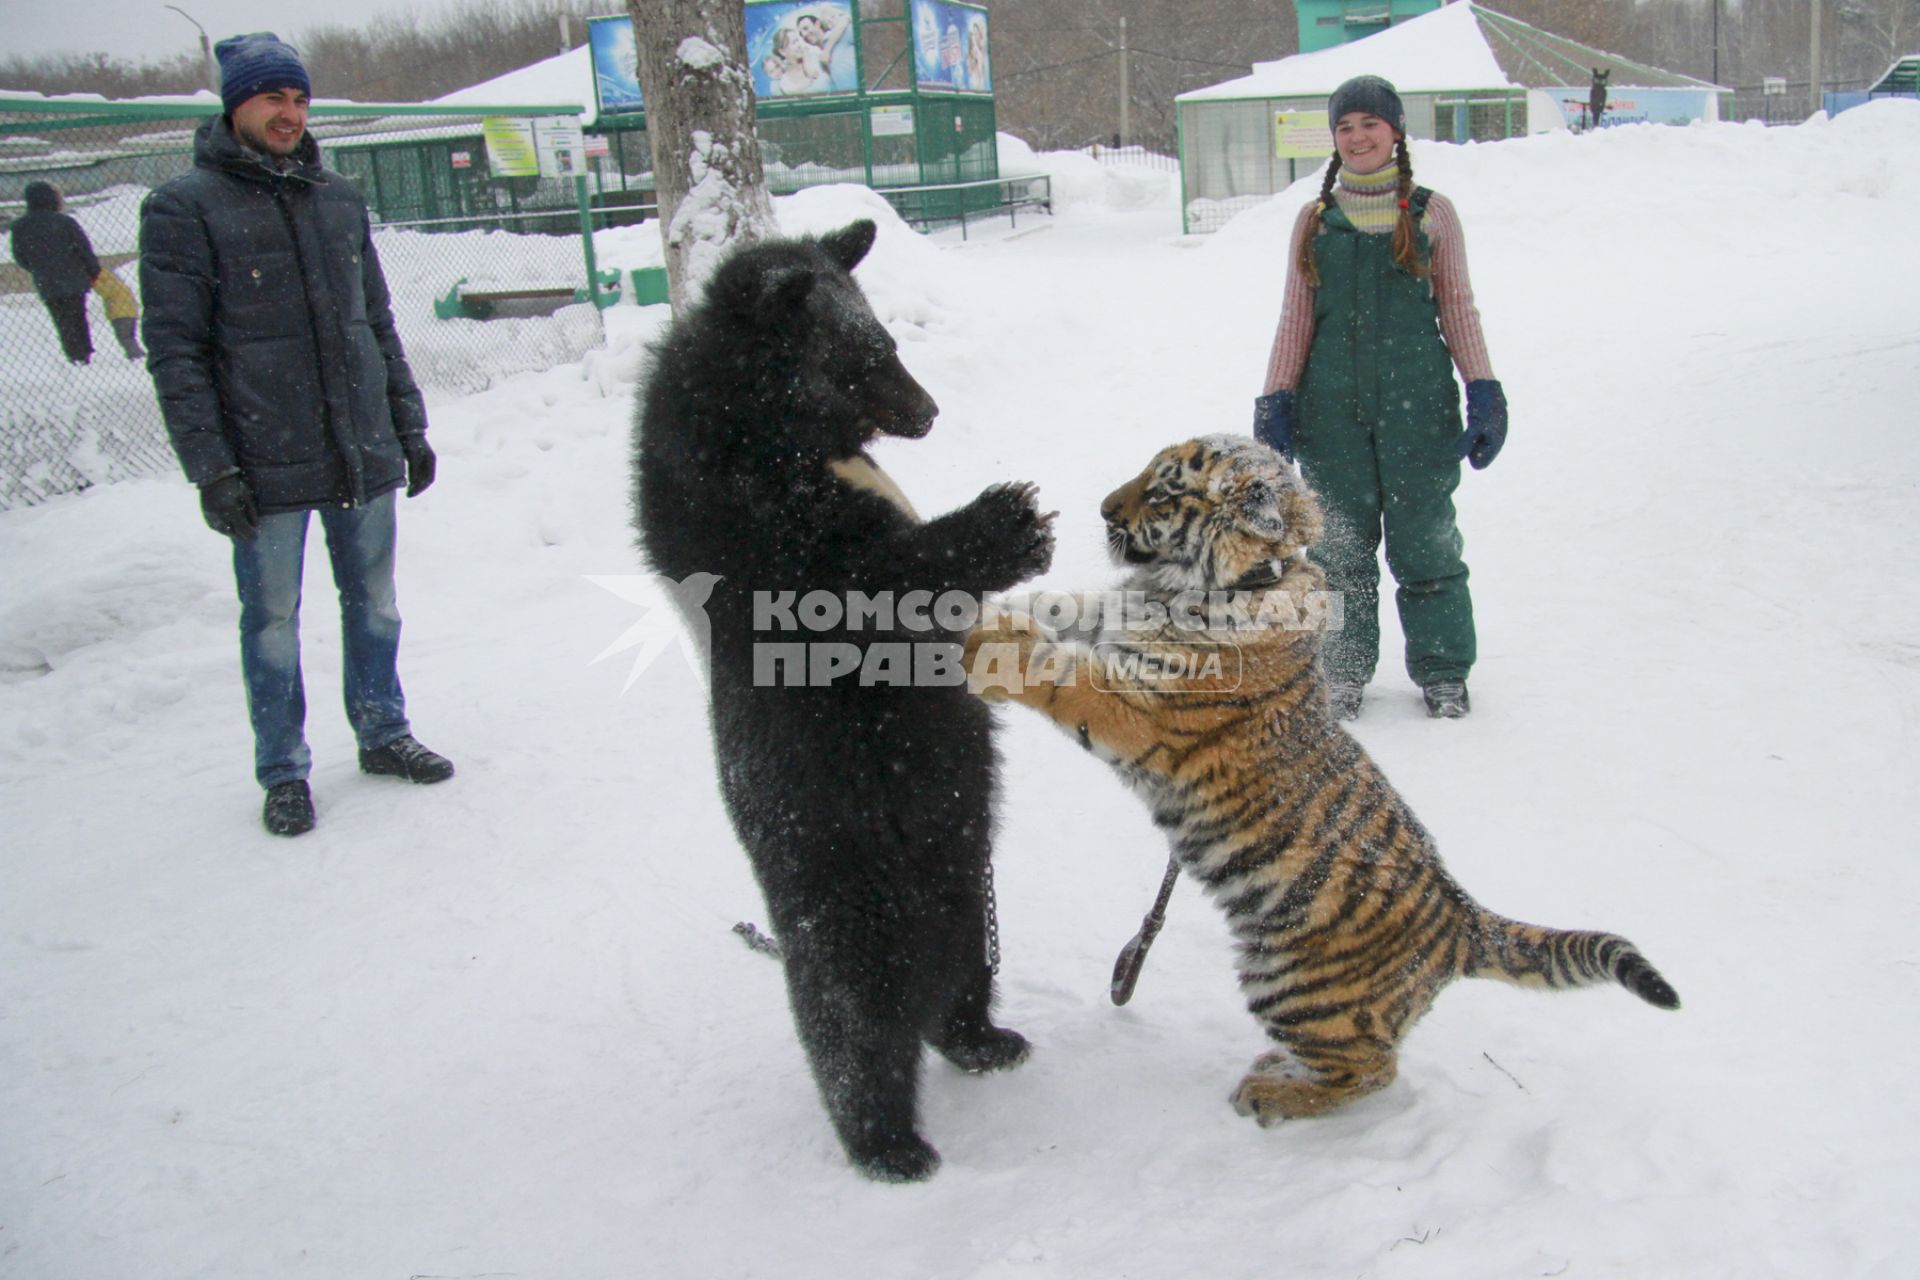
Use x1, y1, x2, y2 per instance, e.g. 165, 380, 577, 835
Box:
5, 103, 1919, 1278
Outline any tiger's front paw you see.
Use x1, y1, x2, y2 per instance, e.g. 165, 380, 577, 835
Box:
965, 612, 1038, 702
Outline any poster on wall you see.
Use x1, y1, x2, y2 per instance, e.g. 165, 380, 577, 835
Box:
1273, 109, 1332, 158
910, 0, 990, 94
870, 104, 915, 137
533, 116, 587, 177
481, 117, 539, 177
588, 15, 643, 115
746, 1, 860, 98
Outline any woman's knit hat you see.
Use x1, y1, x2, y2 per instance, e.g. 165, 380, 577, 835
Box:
1327, 75, 1405, 132
215, 32, 311, 115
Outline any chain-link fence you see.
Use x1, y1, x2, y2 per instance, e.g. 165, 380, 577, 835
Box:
1, 97, 617, 511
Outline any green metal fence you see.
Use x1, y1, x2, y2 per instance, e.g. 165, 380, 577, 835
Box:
0, 96, 610, 510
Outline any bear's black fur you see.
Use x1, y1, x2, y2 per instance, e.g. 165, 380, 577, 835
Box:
632, 220, 1055, 1182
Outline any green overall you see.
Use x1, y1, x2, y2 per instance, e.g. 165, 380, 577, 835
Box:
1294, 193, 1475, 688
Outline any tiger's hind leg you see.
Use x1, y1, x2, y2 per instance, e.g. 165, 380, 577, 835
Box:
1229, 1039, 1398, 1126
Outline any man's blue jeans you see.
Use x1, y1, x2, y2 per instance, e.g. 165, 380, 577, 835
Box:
232, 492, 410, 788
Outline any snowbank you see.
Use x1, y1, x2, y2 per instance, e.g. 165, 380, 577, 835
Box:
5, 108, 1920, 1279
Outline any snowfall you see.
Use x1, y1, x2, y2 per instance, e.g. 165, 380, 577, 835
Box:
5, 101, 1919, 1280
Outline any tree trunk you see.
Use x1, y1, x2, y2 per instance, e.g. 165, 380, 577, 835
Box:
628, 0, 777, 312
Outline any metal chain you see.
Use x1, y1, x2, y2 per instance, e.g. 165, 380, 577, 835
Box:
984, 861, 1002, 976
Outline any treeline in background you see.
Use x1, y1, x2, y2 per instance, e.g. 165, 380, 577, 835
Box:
2, 0, 1913, 155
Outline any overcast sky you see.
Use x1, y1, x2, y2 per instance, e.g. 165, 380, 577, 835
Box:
6, 0, 458, 63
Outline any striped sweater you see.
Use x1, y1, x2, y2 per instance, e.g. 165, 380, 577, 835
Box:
1262, 163, 1495, 394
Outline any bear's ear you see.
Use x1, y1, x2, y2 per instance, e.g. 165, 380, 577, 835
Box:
820, 219, 877, 273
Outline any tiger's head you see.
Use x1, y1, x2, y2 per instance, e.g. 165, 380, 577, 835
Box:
1100, 436, 1323, 592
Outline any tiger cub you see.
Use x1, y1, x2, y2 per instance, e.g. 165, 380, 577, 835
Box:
965, 435, 1678, 1124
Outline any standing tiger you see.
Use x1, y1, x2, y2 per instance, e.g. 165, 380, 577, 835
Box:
966, 435, 1678, 1124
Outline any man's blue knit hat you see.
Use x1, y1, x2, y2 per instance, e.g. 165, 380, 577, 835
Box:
215, 32, 311, 115
1327, 75, 1405, 132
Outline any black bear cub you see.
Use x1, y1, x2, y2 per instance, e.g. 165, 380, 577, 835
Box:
632, 220, 1055, 1182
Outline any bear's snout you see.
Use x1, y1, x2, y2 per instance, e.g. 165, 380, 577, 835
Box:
868, 357, 940, 439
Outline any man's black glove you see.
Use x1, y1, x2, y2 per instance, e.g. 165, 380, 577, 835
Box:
1252, 389, 1295, 461
1459, 380, 1508, 471
401, 434, 436, 497
199, 473, 259, 540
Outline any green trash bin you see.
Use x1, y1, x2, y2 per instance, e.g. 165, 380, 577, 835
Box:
631, 267, 669, 306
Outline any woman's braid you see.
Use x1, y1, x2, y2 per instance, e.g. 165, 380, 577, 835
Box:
1390, 135, 1431, 279
1296, 156, 1342, 288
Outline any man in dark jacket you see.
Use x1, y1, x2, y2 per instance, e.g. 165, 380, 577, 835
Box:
9, 181, 102, 363
140, 32, 453, 837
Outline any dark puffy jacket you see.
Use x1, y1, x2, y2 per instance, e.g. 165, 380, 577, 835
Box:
9, 194, 102, 300
139, 115, 427, 512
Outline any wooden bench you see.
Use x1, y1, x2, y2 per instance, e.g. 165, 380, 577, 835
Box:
433, 272, 621, 321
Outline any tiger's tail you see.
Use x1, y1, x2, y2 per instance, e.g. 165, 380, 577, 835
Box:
1466, 912, 1680, 1010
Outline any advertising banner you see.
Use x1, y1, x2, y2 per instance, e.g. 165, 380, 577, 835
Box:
910, 0, 991, 94
1542, 86, 1711, 128
533, 116, 587, 177
482, 117, 539, 177
747, 1, 860, 98
589, 14, 643, 115
1273, 109, 1332, 159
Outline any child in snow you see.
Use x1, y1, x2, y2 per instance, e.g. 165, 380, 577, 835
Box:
1254, 75, 1508, 721
93, 268, 146, 361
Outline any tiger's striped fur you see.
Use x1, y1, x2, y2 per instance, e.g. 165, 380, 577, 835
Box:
966, 435, 1678, 1124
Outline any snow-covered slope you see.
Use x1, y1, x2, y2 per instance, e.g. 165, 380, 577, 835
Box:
5, 104, 1918, 1278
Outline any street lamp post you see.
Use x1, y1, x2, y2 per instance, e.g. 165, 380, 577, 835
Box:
163, 5, 219, 96
1712, 0, 1720, 85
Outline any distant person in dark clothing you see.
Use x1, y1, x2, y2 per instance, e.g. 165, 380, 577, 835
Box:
139, 32, 453, 838
9, 181, 101, 364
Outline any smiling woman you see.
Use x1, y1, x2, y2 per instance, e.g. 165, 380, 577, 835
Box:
1256, 73, 1508, 722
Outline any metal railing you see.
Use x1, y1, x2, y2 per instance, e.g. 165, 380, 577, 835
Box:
1080, 143, 1180, 172
877, 174, 1052, 240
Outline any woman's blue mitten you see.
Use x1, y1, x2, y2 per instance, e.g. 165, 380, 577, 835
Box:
1253, 390, 1295, 460
1460, 379, 1508, 470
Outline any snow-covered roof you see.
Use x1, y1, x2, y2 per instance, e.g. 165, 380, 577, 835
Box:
434, 45, 596, 124
1868, 54, 1920, 96
1178, 2, 1725, 104
0, 87, 577, 120
0, 89, 377, 113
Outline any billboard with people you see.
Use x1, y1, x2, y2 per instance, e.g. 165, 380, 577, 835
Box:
910, 0, 991, 94
589, 5, 869, 111
747, 2, 860, 98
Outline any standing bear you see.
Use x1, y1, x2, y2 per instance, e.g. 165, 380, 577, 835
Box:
633, 219, 1055, 1182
